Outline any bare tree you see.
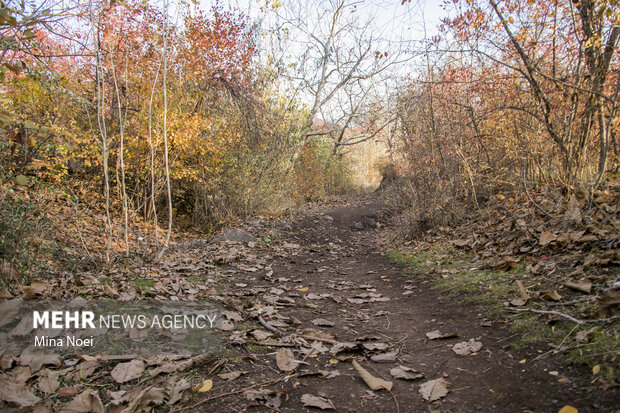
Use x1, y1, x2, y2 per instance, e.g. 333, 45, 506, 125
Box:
268, 0, 414, 163
157, 0, 172, 260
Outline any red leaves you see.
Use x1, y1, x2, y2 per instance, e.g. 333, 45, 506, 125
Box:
179, 4, 258, 84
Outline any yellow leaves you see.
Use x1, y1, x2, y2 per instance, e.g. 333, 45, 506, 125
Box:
197, 379, 213, 392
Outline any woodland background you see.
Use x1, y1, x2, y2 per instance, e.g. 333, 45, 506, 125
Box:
0, 0, 618, 272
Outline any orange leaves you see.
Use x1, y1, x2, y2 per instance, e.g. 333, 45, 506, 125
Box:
179, 4, 258, 84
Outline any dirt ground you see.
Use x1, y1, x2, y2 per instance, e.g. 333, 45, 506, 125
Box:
175, 196, 619, 412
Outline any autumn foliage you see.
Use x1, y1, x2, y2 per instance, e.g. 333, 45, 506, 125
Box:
392, 0, 619, 230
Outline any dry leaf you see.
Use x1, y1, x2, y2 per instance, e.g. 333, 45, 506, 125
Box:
244, 389, 286, 409
251, 329, 273, 341
0, 298, 22, 328
123, 386, 165, 412
22, 280, 46, 299
0, 377, 40, 408
419, 378, 450, 402
60, 389, 104, 413
564, 280, 592, 294
311, 318, 335, 327
197, 379, 213, 392
452, 339, 483, 356
516, 280, 530, 301
166, 377, 190, 405
276, 348, 298, 372
425, 330, 458, 340
19, 354, 62, 373
541, 290, 562, 301
351, 359, 392, 391
301, 394, 335, 410
218, 370, 247, 381
539, 231, 558, 246
110, 359, 145, 383
38, 369, 60, 394
362, 342, 388, 351
390, 365, 424, 380
370, 352, 397, 362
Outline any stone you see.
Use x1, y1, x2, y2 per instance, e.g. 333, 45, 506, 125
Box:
210, 228, 257, 243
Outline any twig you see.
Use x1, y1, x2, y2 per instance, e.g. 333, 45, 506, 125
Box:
171, 375, 296, 412
258, 315, 284, 334
388, 389, 400, 413
69, 190, 96, 263
431, 359, 448, 377
507, 308, 620, 324
547, 297, 595, 307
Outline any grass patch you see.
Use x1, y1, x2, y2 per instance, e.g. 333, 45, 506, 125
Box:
389, 243, 518, 313
247, 343, 269, 352
215, 282, 231, 291
133, 278, 155, 288
388, 241, 619, 386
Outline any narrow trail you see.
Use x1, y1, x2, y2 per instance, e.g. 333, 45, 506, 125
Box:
195, 196, 617, 412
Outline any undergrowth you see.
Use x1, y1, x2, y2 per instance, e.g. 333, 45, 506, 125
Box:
388, 244, 619, 387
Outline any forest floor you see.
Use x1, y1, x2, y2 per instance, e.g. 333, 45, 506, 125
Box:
173, 194, 618, 412
1, 193, 618, 412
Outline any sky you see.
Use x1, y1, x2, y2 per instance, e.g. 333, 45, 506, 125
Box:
200, 0, 448, 41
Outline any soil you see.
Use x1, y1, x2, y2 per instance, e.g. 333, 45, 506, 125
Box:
179, 196, 619, 412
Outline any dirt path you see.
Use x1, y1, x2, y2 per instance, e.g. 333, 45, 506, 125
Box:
184, 197, 617, 412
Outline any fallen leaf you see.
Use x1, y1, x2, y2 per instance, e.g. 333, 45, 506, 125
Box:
60, 389, 104, 413
110, 359, 145, 383
425, 330, 458, 340
558, 406, 578, 413
251, 329, 273, 341
244, 389, 286, 409
58, 387, 80, 398
541, 290, 563, 301
123, 386, 165, 412
301, 394, 335, 410
276, 348, 298, 372
311, 318, 335, 327
352, 359, 393, 391
452, 339, 483, 356
390, 365, 424, 380
19, 354, 62, 373
0, 298, 22, 328
564, 280, 592, 294
38, 369, 60, 394
166, 377, 190, 405
370, 352, 397, 362
218, 371, 247, 381
539, 231, 558, 246
418, 378, 450, 402
0, 378, 40, 408
197, 379, 213, 392
362, 342, 388, 351
592, 365, 600, 375
22, 280, 46, 299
